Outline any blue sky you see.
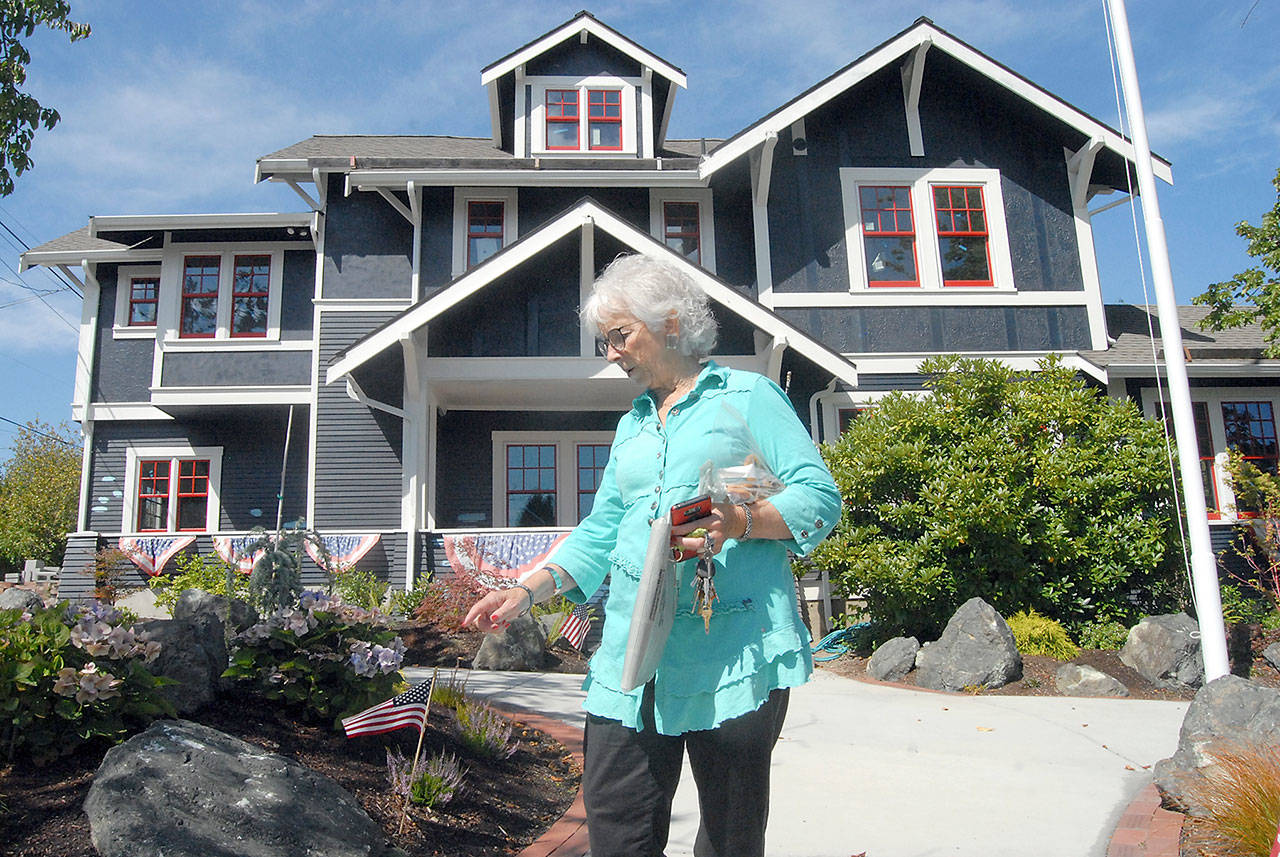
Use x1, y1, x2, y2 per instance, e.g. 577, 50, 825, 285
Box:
0, 0, 1276, 451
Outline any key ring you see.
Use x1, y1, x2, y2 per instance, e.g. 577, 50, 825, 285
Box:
703, 533, 716, 556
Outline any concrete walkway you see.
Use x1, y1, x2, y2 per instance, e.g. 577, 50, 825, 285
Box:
403, 667, 1189, 857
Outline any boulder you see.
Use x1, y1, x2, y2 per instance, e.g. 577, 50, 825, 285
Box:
1262, 642, 1280, 673
1119, 613, 1204, 690
1153, 675, 1280, 815
172, 588, 258, 689
134, 618, 225, 714
915, 598, 1022, 692
866, 636, 919, 682
84, 719, 406, 857
1054, 663, 1129, 697
474, 612, 547, 671
0, 587, 45, 612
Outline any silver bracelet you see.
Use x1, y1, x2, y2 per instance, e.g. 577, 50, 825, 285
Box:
513, 582, 536, 615
737, 502, 753, 540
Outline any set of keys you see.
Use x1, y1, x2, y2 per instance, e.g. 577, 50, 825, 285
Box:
691, 553, 718, 633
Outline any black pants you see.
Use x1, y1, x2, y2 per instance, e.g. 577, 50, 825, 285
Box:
581, 683, 790, 857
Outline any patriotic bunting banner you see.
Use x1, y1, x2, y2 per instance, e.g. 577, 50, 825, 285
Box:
117, 535, 197, 577
211, 535, 264, 574
442, 532, 568, 588
305, 533, 381, 569
342, 675, 435, 739
557, 603, 593, 651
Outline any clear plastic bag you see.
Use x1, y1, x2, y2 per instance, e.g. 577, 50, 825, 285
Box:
696, 403, 785, 504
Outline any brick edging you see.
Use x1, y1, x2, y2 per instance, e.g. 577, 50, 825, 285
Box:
1107, 784, 1184, 857
487, 704, 589, 857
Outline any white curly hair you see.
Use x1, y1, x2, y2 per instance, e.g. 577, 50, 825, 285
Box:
580, 254, 718, 358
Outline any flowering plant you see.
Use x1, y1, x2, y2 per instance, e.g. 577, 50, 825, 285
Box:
222, 589, 405, 728
0, 601, 174, 762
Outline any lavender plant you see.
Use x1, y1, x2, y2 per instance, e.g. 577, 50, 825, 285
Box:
385, 746, 468, 809
455, 700, 518, 760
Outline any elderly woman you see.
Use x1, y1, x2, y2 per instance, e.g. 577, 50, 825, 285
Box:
464, 253, 840, 857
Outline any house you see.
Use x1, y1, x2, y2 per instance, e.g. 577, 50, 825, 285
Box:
20, 12, 1273, 601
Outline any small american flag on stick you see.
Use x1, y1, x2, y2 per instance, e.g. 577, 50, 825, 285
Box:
557, 603, 593, 651
342, 673, 435, 738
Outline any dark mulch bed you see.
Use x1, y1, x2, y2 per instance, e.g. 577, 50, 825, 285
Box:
0, 620, 586, 857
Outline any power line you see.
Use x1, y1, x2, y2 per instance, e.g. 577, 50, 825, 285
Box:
0, 415, 75, 445
0, 215, 82, 298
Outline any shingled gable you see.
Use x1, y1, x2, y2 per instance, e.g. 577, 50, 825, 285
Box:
325, 197, 857, 389
696, 16, 1173, 187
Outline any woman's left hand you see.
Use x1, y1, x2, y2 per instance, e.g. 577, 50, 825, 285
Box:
670, 500, 743, 557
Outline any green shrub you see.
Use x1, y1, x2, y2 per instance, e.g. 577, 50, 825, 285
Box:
222, 590, 404, 728
333, 568, 388, 613
1075, 619, 1131, 650
810, 355, 1187, 640
0, 602, 174, 761
1006, 608, 1079, 660
1218, 582, 1276, 626
388, 580, 434, 617
148, 551, 247, 612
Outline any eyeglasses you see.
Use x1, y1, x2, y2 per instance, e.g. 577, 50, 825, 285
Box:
596, 325, 637, 356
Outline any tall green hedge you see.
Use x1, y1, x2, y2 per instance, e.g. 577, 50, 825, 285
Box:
810, 355, 1186, 641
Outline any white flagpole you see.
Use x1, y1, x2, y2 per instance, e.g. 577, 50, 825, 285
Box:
1106, 0, 1229, 680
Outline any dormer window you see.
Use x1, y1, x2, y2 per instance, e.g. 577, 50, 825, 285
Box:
545, 90, 579, 149
529, 77, 637, 156
587, 89, 622, 150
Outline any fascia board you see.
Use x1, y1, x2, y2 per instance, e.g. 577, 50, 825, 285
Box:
256, 158, 312, 179
699, 24, 1173, 185
91, 212, 313, 230
20, 248, 164, 271
1104, 362, 1280, 378
348, 168, 704, 188
481, 16, 686, 89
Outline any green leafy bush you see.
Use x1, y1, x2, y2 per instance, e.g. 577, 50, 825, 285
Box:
222, 590, 404, 727
388, 580, 434, 617
455, 700, 517, 759
1075, 619, 1131, 650
148, 551, 247, 612
333, 568, 389, 613
811, 356, 1186, 640
1006, 609, 1079, 660
0, 602, 174, 761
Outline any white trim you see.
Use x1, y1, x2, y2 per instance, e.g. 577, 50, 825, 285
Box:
839, 166, 1015, 292
900, 40, 932, 157
768, 290, 1085, 308
480, 14, 686, 89
91, 212, 312, 231
698, 21, 1173, 185
348, 168, 704, 189
751, 134, 779, 306
491, 430, 615, 527
648, 187, 715, 273
79, 403, 174, 421
111, 264, 163, 338
314, 298, 414, 310
77, 421, 93, 532
122, 444, 223, 534
1105, 362, 1280, 379
148, 387, 312, 406
73, 262, 100, 416
1064, 144, 1111, 350
159, 246, 286, 343
452, 187, 519, 277
526, 76, 640, 158
21, 248, 164, 271
159, 339, 314, 353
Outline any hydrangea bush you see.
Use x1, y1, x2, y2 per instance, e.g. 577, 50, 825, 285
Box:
0, 602, 174, 761
222, 590, 406, 727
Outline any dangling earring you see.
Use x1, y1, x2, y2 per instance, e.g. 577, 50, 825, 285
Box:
666, 332, 679, 350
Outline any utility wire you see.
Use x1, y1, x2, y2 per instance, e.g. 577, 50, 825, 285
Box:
0, 215, 82, 298
0, 415, 75, 445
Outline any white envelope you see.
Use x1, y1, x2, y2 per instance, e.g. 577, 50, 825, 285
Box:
620, 514, 679, 692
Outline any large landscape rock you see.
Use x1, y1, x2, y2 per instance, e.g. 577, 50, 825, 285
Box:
134, 618, 225, 714
1054, 663, 1129, 697
84, 719, 406, 857
0, 587, 44, 612
474, 612, 547, 671
1120, 613, 1204, 690
1153, 675, 1280, 815
866, 636, 919, 682
1262, 642, 1280, 672
915, 597, 1022, 692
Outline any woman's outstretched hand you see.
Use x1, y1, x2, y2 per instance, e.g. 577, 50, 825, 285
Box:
462, 588, 529, 632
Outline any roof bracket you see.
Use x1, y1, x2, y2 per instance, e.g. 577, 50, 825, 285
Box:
1066, 136, 1106, 211
900, 39, 932, 157
346, 377, 405, 418
374, 187, 416, 225
284, 178, 321, 212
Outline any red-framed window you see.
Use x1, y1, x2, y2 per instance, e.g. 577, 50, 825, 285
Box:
858, 186, 919, 287
506, 444, 557, 526
1222, 401, 1278, 516
663, 202, 700, 264
180, 255, 220, 337
231, 255, 270, 337
136, 460, 171, 532
576, 443, 611, 523
174, 459, 211, 531
587, 89, 622, 151
467, 201, 505, 268
1159, 401, 1220, 518
837, 407, 871, 435
127, 276, 159, 327
545, 90, 579, 150
932, 185, 992, 286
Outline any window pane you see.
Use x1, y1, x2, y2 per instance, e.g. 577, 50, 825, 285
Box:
509, 493, 556, 527
938, 237, 990, 283
129, 277, 158, 326
182, 297, 218, 336
860, 186, 917, 286
176, 496, 207, 530
547, 122, 579, 148
232, 296, 268, 335
137, 460, 170, 531
181, 256, 221, 336
864, 236, 918, 284
575, 443, 610, 523
589, 121, 621, 149
506, 444, 556, 525
1222, 401, 1278, 458
663, 201, 700, 263
232, 256, 270, 336
130, 301, 157, 326
934, 185, 992, 285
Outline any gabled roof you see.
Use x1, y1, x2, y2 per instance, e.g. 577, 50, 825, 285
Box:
698, 17, 1173, 185
480, 10, 686, 88
326, 198, 857, 388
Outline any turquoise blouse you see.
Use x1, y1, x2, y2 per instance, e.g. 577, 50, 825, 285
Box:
553, 361, 841, 735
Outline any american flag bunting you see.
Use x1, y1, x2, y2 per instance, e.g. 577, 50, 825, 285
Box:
557, 603, 593, 651
341, 676, 435, 738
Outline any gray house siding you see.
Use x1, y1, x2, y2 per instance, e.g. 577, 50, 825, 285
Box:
322, 176, 414, 301
526, 36, 642, 78
417, 186, 454, 297
521, 187, 648, 237
708, 163, 757, 290
160, 350, 311, 387
280, 249, 317, 340
313, 311, 404, 530
91, 264, 158, 403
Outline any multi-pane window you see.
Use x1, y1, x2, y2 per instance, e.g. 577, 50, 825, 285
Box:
1223, 401, 1278, 514
506, 444, 557, 527
136, 458, 210, 532
663, 202, 701, 264
545, 90, 579, 150
180, 256, 220, 337
1159, 401, 1219, 514
127, 276, 159, 326
587, 89, 622, 151
231, 255, 270, 337
467, 201, 505, 268
933, 185, 992, 286
576, 443, 611, 522
859, 186, 918, 286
